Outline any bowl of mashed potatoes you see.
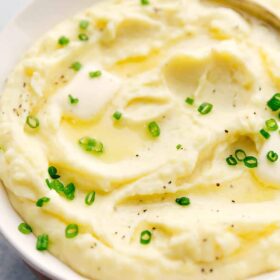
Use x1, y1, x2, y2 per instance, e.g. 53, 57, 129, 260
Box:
2, 0, 280, 279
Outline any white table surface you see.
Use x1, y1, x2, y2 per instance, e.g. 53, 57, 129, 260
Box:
0, 1, 37, 279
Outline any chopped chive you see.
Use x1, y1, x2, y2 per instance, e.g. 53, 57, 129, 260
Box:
68, 95, 79, 105
267, 151, 278, 163
259, 129, 270, 139
26, 116, 39, 129
78, 33, 89, 41
36, 234, 49, 251
46, 179, 65, 195
85, 191, 96, 206
18, 223, 32, 235
65, 224, 79, 239
64, 183, 76, 201
226, 155, 238, 166
79, 20, 90, 30
267, 93, 280, 111
36, 197, 50, 207
176, 144, 182, 150
79, 137, 104, 153
185, 97, 194, 105
70, 62, 82, 72
141, 0, 150, 5
48, 166, 60, 179
148, 121, 160, 137
198, 102, 213, 115
58, 36, 70, 46
244, 156, 258, 168
175, 197, 190, 206
89, 71, 102, 78
140, 230, 152, 245
235, 149, 247, 162
113, 111, 122, 121
265, 119, 278, 131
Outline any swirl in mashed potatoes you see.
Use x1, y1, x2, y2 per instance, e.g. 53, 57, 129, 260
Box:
2, 0, 280, 279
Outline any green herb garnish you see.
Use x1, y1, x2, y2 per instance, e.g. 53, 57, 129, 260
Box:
36, 197, 50, 207
85, 192, 96, 206
267, 151, 278, 163
58, 36, 70, 46
79, 20, 90, 30
70, 62, 82, 72
175, 197, 190, 206
36, 234, 49, 251
68, 95, 79, 105
244, 156, 258, 168
79, 137, 104, 153
26, 116, 39, 129
18, 223, 32, 235
140, 230, 152, 245
198, 102, 213, 115
89, 71, 102, 78
148, 121, 160, 137
65, 224, 79, 239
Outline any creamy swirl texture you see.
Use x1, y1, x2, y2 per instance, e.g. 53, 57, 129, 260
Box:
2, 0, 280, 279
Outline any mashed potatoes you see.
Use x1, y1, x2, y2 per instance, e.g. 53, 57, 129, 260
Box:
2, 0, 280, 279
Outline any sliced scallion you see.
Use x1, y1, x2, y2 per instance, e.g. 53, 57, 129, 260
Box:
148, 121, 160, 137
36, 197, 50, 207
175, 197, 190, 206
18, 223, 32, 235
85, 191, 96, 206
267, 151, 278, 163
244, 156, 258, 168
36, 234, 49, 251
140, 230, 152, 245
65, 224, 79, 239
26, 116, 39, 129
198, 102, 213, 115
235, 149, 247, 162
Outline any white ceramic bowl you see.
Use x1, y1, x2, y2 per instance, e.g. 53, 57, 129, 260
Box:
0, 1, 280, 279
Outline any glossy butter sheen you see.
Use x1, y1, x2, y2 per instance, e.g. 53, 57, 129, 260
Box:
1, 0, 280, 279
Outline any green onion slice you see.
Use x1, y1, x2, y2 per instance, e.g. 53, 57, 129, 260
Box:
267, 151, 279, 163
141, 0, 150, 5
267, 93, 280, 111
36, 234, 49, 251
85, 191, 96, 206
68, 95, 79, 105
175, 197, 190, 206
79, 20, 90, 30
235, 149, 247, 162
65, 224, 79, 239
185, 97, 194, 105
36, 197, 50, 207
18, 223, 32, 235
79, 137, 104, 153
78, 33, 89, 41
48, 166, 60, 179
140, 230, 152, 245
89, 71, 102, 78
244, 156, 258, 168
265, 119, 278, 131
58, 36, 70, 46
46, 179, 65, 195
148, 121, 160, 137
64, 183, 76, 201
198, 102, 213, 115
70, 62, 82, 72
226, 155, 238, 166
259, 129, 270, 139
113, 111, 122, 121
26, 116, 39, 129
176, 144, 182, 150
